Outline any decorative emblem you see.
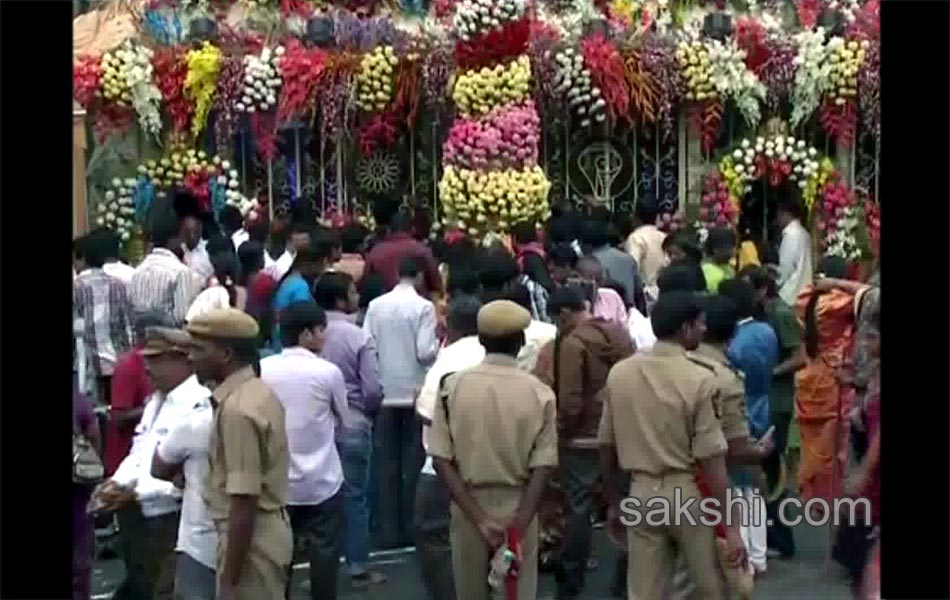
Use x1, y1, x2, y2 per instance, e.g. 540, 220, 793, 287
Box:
356, 151, 401, 195
568, 138, 634, 210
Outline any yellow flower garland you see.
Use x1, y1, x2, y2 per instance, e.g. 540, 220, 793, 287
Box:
357, 45, 398, 112
439, 165, 551, 235
451, 56, 532, 118
184, 42, 222, 138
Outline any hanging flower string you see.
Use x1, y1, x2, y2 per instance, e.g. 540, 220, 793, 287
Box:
581, 34, 630, 123
73, 55, 102, 109
819, 37, 866, 147
184, 42, 222, 139
454, 17, 531, 71
212, 55, 244, 157
277, 40, 327, 125
152, 47, 193, 138
123, 42, 164, 141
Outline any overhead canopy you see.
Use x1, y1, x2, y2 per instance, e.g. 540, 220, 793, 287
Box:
73, 0, 147, 59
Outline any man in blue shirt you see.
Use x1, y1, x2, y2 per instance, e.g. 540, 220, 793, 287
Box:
719, 277, 778, 576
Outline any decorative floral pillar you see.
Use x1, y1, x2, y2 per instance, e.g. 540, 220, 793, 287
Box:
438, 0, 551, 238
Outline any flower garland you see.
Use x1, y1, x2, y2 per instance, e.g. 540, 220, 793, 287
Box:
74, 55, 102, 109
443, 100, 540, 170
95, 178, 138, 243
213, 56, 245, 157
452, 55, 533, 117
455, 18, 531, 71
139, 150, 252, 216
700, 134, 833, 227
120, 42, 164, 141
552, 47, 606, 129
152, 47, 193, 138
707, 39, 766, 129
819, 37, 866, 146
356, 45, 398, 112
439, 166, 551, 234
277, 40, 327, 125
789, 28, 831, 129
184, 42, 222, 138
238, 45, 284, 114
857, 38, 879, 144
452, 0, 527, 40
816, 178, 865, 261
581, 34, 630, 123
677, 39, 721, 153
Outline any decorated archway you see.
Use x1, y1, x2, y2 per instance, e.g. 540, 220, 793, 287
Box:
699, 133, 878, 264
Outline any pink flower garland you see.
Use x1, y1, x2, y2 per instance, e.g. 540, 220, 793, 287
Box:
443, 100, 540, 170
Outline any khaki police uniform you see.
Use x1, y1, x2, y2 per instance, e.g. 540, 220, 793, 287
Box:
187, 309, 293, 600
599, 340, 729, 600
668, 343, 751, 600
428, 300, 559, 600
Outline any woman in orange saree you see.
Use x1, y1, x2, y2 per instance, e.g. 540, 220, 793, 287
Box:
794, 256, 871, 509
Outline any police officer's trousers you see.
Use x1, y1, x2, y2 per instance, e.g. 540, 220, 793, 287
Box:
449, 485, 539, 600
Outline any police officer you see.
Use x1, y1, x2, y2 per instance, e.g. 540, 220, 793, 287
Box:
186, 308, 292, 600
599, 291, 747, 600
428, 300, 558, 600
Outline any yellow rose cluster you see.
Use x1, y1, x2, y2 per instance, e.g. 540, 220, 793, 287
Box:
827, 38, 867, 106
100, 49, 132, 105
357, 45, 398, 112
452, 56, 532, 117
439, 165, 551, 235
185, 42, 222, 138
677, 41, 716, 103
803, 157, 837, 212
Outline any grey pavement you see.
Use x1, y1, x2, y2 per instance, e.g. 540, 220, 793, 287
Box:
91, 517, 851, 599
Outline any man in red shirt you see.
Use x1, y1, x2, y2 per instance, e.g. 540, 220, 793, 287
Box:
104, 311, 169, 476
363, 213, 442, 296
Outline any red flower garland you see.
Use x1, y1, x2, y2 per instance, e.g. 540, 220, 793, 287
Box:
699, 171, 739, 228
277, 40, 327, 126
455, 18, 531, 71
183, 168, 213, 213
74, 55, 102, 109
152, 47, 193, 137
251, 112, 279, 161
93, 104, 135, 144
735, 17, 770, 76
581, 34, 630, 122
820, 98, 856, 147
358, 112, 399, 157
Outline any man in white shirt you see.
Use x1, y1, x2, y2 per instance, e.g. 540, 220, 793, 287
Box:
363, 256, 440, 549
181, 213, 214, 287
97, 327, 212, 600
98, 227, 136, 287
413, 295, 483, 600
625, 204, 668, 299
775, 198, 813, 306
261, 301, 351, 600
151, 392, 216, 600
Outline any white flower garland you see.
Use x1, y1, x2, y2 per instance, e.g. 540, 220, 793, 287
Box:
728, 135, 821, 191
238, 46, 284, 114
96, 178, 137, 242
790, 29, 833, 128
552, 47, 606, 128
706, 39, 766, 128
452, 0, 526, 40
824, 205, 863, 261
122, 42, 163, 140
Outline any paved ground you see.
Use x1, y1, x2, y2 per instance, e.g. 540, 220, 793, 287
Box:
91, 517, 851, 599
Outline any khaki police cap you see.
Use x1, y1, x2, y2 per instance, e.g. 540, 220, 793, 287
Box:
477, 300, 531, 336
140, 327, 192, 357
186, 308, 260, 340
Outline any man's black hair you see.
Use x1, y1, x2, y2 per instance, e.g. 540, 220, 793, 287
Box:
503, 283, 534, 313
663, 230, 703, 263
651, 291, 704, 339
548, 217, 577, 245
635, 202, 658, 227
547, 285, 587, 318
580, 218, 611, 249
83, 228, 118, 268
290, 220, 313, 235
359, 273, 386, 309
657, 263, 706, 294
237, 240, 265, 280
222, 337, 261, 367
739, 265, 777, 298
248, 218, 269, 244
312, 227, 341, 259
389, 211, 413, 234
776, 197, 804, 221
220, 206, 244, 234
207, 234, 234, 256
702, 294, 738, 344
446, 295, 481, 338
817, 255, 849, 280
399, 255, 424, 279
448, 267, 481, 297
149, 211, 181, 249
717, 278, 756, 319
341, 224, 368, 254
549, 243, 579, 269
477, 253, 520, 291
705, 227, 736, 256
172, 191, 201, 220
312, 271, 354, 311
510, 221, 538, 245
279, 301, 327, 348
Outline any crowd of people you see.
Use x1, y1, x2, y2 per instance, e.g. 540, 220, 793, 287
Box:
72, 192, 881, 600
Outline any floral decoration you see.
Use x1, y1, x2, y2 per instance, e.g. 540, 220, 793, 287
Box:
451, 55, 532, 117
452, 0, 527, 40
819, 37, 867, 146
581, 34, 630, 123
356, 151, 401, 194
356, 45, 398, 112
277, 40, 327, 125
152, 47, 193, 138
443, 100, 541, 170
552, 47, 606, 128
95, 178, 138, 243
184, 42, 222, 138
439, 166, 551, 234
238, 45, 284, 114
455, 18, 530, 71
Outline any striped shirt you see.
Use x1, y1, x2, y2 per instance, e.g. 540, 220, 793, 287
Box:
73, 268, 133, 381
129, 248, 201, 326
